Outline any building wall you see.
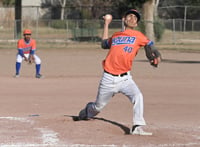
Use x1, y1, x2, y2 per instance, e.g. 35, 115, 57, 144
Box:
22, 0, 42, 20
22, 0, 41, 6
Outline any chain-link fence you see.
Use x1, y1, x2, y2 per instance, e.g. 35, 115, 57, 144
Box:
0, 5, 200, 44
160, 19, 200, 44
0, 19, 200, 44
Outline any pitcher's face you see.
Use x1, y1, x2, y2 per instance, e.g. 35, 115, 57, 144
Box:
124, 14, 138, 29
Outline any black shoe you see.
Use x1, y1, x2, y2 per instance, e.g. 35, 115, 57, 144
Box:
36, 74, 43, 78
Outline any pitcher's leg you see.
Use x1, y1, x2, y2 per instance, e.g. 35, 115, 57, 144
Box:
95, 77, 115, 111
133, 93, 146, 125
120, 76, 152, 135
79, 72, 115, 120
120, 76, 146, 126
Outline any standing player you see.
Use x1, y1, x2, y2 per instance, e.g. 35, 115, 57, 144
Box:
78, 9, 161, 135
15, 29, 43, 78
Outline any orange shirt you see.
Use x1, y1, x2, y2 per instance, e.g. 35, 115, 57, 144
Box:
103, 29, 150, 75
17, 39, 36, 54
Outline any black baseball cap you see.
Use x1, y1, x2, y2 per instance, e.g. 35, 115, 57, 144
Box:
124, 9, 141, 22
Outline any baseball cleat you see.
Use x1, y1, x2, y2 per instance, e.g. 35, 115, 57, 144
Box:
72, 116, 80, 121
35, 74, 43, 78
130, 125, 152, 136
78, 102, 94, 120
14, 74, 20, 78
78, 107, 89, 120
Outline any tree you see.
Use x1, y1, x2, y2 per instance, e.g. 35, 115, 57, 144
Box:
112, 0, 159, 41
158, 0, 200, 19
0, 0, 3, 6
2, 0, 15, 6
65, 0, 113, 19
154, 0, 160, 18
112, 0, 147, 18
142, 0, 155, 41
41, 0, 67, 19
59, 0, 66, 20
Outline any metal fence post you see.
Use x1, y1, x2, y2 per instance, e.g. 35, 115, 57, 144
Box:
15, 0, 22, 39
183, 6, 187, 32
172, 19, 176, 45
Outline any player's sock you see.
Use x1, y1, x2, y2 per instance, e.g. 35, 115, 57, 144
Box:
36, 64, 41, 75
16, 62, 21, 75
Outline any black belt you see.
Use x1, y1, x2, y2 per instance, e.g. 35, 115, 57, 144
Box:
104, 70, 128, 77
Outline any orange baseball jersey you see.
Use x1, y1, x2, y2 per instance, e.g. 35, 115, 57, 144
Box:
17, 39, 36, 54
103, 29, 151, 75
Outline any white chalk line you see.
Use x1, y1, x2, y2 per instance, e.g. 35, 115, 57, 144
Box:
0, 117, 118, 147
146, 142, 200, 147
0, 143, 200, 147
0, 116, 33, 124
0, 117, 199, 147
36, 128, 59, 145
0, 116, 60, 146
121, 143, 200, 147
0, 144, 118, 147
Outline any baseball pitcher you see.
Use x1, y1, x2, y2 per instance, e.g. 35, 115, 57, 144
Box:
78, 9, 161, 135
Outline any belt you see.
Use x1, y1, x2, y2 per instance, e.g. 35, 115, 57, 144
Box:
104, 70, 128, 77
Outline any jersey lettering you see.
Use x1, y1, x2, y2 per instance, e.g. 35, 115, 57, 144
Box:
112, 36, 136, 45
123, 46, 133, 53
21, 46, 32, 52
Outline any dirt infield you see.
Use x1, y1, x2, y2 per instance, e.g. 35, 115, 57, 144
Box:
0, 46, 200, 147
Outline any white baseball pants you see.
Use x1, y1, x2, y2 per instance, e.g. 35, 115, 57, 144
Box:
91, 71, 146, 126
16, 54, 41, 64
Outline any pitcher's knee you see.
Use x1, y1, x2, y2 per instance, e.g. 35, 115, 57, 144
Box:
130, 92, 143, 104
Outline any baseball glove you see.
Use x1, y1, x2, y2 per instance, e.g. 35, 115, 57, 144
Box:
150, 54, 159, 67
28, 55, 35, 64
144, 45, 161, 68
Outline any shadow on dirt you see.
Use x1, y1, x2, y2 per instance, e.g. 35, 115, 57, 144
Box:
65, 115, 130, 135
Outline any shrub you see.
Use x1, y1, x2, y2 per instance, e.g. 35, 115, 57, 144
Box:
51, 20, 67, 29
154, 19, 165, 41
137, 19, 165, 42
